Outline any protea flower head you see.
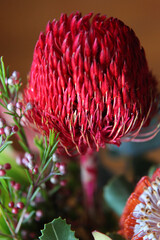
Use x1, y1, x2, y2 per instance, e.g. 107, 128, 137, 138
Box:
24, 12, 158, 155
119, 168, 160, 240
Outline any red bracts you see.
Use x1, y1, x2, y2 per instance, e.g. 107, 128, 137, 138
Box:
24, 12, 158, 155
120, 168, 160, 240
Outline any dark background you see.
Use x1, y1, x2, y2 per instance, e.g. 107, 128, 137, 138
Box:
0, 0, 160, 84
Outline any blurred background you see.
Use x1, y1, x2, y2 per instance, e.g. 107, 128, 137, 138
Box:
0, 0, 160, 174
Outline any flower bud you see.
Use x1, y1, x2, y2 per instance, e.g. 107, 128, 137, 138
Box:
36, 210, 43, 218
33, 166, 38, 175
7, 103, 15, 112
0, 128, 4, 135
12, 207, 19, 214
22, 157, 29, 167
24, 152, 33, 161
11, 181, 15, 187
60, 179, 67, 187
4, 163, 11, 170
13, 183, 21, 191
16, 102, 22, 109
0, 169, 6, 176
7, 77, 14, 85
16, 202, 24, 209
12, 125, 18, 133
50, 176, 58, 184
52, 153, 57, 162
4, 126, 12, 136
8, 201, 14, 208
59, 163, 66, 175
12, 71, 20, 80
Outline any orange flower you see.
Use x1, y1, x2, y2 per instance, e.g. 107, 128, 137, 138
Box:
120, 168, 160, 240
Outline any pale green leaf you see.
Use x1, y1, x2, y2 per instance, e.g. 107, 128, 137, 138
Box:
92, 231, 111, 240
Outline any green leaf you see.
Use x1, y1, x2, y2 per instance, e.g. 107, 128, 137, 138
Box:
39, 217, 78, 240
103, 175, 133, 216
107, 233, 125, 240
92, 231, 111, 240
0, 141, 13, 153
0, 57, 8, 97
30, 187, 41, 202
0, 147, 29, 185
0, 178, 8, 193
24, 169, 32, 184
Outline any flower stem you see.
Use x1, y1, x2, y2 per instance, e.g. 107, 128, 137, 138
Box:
15, 207, 27, 234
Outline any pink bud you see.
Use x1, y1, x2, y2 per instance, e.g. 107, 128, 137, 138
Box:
60, 179, 67, 186
0, 169, 6, 176
8, 201, 14, 208
16, 202, 24, 209
14, 183, 21, 191
12, 125, 18, 133
0, 128, 4, 135
4, 126, 12, 136
12, 207, 19, 214
4, 163, 11, 170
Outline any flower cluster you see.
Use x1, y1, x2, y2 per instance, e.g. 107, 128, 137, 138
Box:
24, 12, 158, 155
0, 162, 11, 176
120, 168, 160, 240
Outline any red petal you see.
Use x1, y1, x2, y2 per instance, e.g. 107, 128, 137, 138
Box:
134, 176, 151, 196
120, 192, 140, 230
151, 168, 160, 181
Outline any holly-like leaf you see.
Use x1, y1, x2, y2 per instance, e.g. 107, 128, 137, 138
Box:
92, 231, 112, 240
39, 217, 78, 240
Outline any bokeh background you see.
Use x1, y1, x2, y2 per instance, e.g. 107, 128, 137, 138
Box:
1, 0, 160, 174
1, 0, 160, 82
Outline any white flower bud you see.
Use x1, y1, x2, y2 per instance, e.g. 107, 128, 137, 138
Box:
4, 126, 12, 136
52, 153, 57, 162
50, 176, 58, 184
16, 102, 22, 109
7, 103, 15, 112
24, 152, 33, 161
7, 77, 14, 85
12, 71, 20, 80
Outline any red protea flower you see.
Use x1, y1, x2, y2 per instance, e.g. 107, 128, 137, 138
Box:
23, 12, 159, 206
119, 168, 160, 240
24, 12, 158, 156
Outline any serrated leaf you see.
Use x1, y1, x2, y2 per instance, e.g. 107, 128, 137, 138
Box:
92, 231, 111, 240
39, 217, 78, 240
103, 176, 133, 216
